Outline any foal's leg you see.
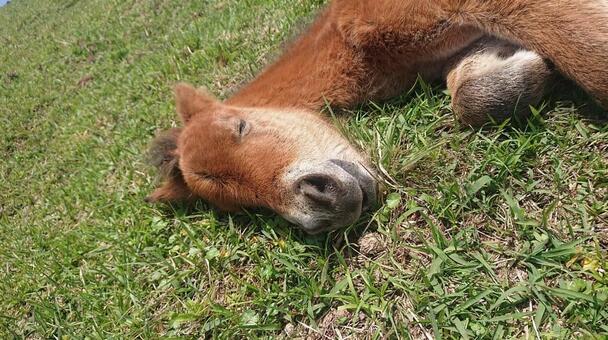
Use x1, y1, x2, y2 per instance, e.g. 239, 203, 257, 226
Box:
445, 39, 553, 127
335, 0, 608, 108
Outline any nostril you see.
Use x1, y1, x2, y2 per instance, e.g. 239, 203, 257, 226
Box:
361, 189, 369, 210
296, 174, 341, 206
304, 175, 335, 193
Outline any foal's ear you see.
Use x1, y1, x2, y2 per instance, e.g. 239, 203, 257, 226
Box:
147, 128, 182, 179
146, 128, 195, 203
174, 83, 218, 124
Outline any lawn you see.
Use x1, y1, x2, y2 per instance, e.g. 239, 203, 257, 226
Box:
1, 0, 607, 338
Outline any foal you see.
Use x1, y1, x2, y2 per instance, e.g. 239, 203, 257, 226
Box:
147, 0, 608, 234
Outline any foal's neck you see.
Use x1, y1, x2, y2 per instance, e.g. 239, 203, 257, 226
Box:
225, 9, 367, 111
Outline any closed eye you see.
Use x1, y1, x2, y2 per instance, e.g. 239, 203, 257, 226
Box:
196, 171, 230, 186
196, 171, 215, 181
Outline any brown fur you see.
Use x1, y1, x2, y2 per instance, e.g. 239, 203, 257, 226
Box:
148, 84, 298, 212
149, 0, 608, 222
328, 0, 608, 108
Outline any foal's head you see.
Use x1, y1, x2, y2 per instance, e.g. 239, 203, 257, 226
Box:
147, 83, 377, 234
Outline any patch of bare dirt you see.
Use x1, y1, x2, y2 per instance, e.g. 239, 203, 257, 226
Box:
77, 74, 93, 87
358, 232, 387, 257
282, 308, 379, 340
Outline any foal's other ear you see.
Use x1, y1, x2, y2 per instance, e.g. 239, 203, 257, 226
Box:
174, 83, 218, 124
145, 128, 195, 203
147, 128, 182, 179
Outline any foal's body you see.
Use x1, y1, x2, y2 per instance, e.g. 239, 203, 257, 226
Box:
149, 0, 608, 233
230, 0, 605, 125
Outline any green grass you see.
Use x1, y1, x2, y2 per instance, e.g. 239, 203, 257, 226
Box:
1, 0, 607, 338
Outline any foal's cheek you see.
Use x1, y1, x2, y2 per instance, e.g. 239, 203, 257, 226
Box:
145, 177, 194, 203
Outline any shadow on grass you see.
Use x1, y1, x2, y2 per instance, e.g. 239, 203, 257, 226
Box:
496, 76, 607, 131
151, 198, 378, 259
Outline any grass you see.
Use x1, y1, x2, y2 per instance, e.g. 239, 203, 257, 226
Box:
1, 0, 607, 338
